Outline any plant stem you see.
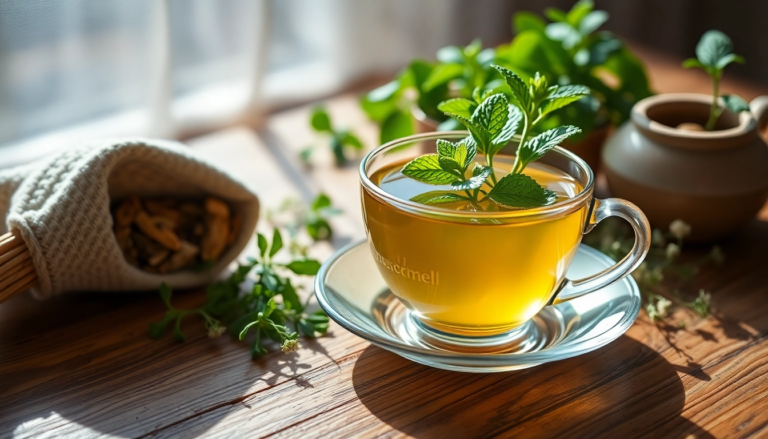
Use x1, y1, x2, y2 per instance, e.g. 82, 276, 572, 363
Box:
705, 75, 720, 131
513, 112, 531, 174
486, 154, 497, 184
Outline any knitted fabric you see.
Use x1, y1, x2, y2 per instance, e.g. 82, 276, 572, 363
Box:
0, 138, 259, 299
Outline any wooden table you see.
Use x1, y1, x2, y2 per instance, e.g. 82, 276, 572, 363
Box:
2, 47, 768, 439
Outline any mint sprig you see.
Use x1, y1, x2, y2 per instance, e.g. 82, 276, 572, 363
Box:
683, 30, 749, 131
402, 68, 587, 209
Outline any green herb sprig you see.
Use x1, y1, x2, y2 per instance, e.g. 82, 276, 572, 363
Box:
267, 193, 342, 256
150, 228, 329, 358
303, 106, 364, 166
402, 66, 588, 209
683, 30, 749, 131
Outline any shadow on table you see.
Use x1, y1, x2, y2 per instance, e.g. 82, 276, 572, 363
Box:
352, 336, 713, 438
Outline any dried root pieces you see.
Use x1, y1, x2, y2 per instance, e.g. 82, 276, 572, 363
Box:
112, 196, 236, 274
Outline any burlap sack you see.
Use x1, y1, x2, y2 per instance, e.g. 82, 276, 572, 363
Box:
0, 138, 259, 299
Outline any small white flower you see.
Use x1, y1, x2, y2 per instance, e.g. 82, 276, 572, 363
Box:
656, 297, 672, 318
666, 243, 681, 260
669, 219, 691, 240
281, 338, 299, 353
208, 324, 226, 339
699, 290, 711, 306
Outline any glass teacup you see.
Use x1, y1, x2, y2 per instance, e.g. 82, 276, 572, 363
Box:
360, 132, 651, 339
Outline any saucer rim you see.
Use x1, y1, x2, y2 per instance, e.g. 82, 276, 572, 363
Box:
315, 239, 641, 365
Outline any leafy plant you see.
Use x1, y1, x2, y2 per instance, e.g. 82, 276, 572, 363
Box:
683, 30, 749, 131
303, 106, 364, 166
267, 193, 342, 255
402, 67, 588, 208
584, 218, 722, 325
150, 228, 330, 358
360, 40, 498, 144
495, 0, 652, 140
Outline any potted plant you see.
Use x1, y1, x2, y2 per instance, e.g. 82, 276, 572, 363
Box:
602, 30, 768, 241
493, 0, 652, 170
360, 39, 497, 143
361, 0, 653, 172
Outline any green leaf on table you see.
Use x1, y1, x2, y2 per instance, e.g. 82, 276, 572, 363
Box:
312, 193, 332, 210
438, 98, 477, 119
159, 282, 173, 308
518, 125, 581, 169
278, 281, 303, 311
310, 107, 332, 132
307, 218, 332, 240
380, 109, 414, 144
410, 191, 467, 205
402, 155, 458, 184
338, 131, 364, 150
284, 259, 322, 275
539, 85, 591, 117
488, 173, 557, 208
269, 229, 283, 257
451, 165, 492, 191
423, 63, 464, 91
149, 311, 175, 339
722, 94, 750, 113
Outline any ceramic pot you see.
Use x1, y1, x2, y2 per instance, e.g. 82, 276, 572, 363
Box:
603, 93, 768, 241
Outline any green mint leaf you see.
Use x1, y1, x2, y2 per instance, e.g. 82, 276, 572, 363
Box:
149, 311, 175, 339
159, 282, 173, 308
257, 233, 268, 257
307, 218, 332, 240
438, 157, 463, 175
438, 98, 477, 119
518, 125, 581, 169
436, 45, 464, 64
544, 7, 568, 23
578, 10, 607, 35
278, 281, 303, 311
566, 0, 593, 27
491, 65, 530, 111
269, 228, 283, 257
338, 131, 364, 149
410, 191, 467, 205
513, 11, 547, 34
366, 80, 400, 102
471, 93, 509, 144
696, 30, 735, 68
722, 94, 750, 113
682, 58, 705, 70
380, 109, 414, 144
423, 63, 464, 91
448, 114, 491, 154
310, 107, 333, 132
491, 105, 523, 149
452, 166, 492, 191
488, 173, 557, 208
539, 85, 591, 117
312, 193, 332, 210
284, 259, 322, 275
546, 22, 582, 50
402, 155, 458, 184
715, 53, 744, 70
436, 139, 470, 170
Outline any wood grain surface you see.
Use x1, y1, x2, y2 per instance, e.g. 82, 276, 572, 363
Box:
1, 47, 768, 439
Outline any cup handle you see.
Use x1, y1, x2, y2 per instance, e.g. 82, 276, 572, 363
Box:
548, 198, 651, 305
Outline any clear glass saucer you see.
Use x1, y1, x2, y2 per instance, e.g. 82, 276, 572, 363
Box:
315, 240, 641, 373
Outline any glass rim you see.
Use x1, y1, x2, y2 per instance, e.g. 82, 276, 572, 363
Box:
359, 131, 595, 220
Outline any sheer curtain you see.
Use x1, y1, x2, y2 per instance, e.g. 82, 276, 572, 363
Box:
0, 0, 463, 167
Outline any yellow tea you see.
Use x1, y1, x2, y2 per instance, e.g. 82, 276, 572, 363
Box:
362, 155, 587, 335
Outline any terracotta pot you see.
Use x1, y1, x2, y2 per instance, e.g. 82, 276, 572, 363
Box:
603, 93, 768, 241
